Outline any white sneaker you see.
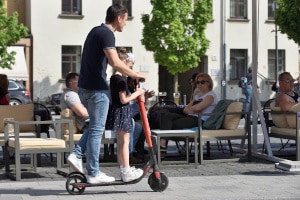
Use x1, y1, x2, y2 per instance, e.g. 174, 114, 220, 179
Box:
87, 172, 115, 184
67, 153, 84, 174
121, 167, 143, 182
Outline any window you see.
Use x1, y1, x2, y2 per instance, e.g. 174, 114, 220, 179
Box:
268, 49, 285, 80
230, 0, 247, 19
62, 46, 81, 79
113, 0, 132, 17
116, 46, 132, 52
229, 49, 248, 80
62, 0, 82, 15
268, 0, 276, 20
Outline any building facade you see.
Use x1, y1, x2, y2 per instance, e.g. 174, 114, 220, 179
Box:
3, 0, 299, 104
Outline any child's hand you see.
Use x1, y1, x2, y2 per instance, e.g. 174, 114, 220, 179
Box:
135, 87, 144, 96
145, 90, 155, 99
140, 95, 145, 102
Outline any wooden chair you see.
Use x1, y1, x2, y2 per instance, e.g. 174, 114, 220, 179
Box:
60, 108, 117, 163
0, 104, 37, 147
0, 104, 38, 164
267, 102, 300, 160
151, 100, 250, 166
198, 101, 251, 164
3, 114, 74, 181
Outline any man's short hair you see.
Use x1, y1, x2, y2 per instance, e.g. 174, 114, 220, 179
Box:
105, 4, 128, 24
65, 72, 79, 87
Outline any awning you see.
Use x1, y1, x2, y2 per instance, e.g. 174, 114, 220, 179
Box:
0, 46, 28, 80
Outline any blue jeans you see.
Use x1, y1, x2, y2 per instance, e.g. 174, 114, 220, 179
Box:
243, 85, 252, 112
72, 88, 110, 176
129, 119, 143, 155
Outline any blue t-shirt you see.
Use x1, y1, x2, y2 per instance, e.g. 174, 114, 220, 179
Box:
79, 23, 115, 90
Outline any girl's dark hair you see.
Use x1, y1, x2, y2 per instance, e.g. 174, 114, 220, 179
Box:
191, 73, 198, 82
105, 4, 128, 23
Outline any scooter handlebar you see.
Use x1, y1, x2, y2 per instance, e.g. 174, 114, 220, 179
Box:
138, 78, 145, 83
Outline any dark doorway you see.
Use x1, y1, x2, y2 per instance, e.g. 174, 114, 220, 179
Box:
158, 56, 208, 104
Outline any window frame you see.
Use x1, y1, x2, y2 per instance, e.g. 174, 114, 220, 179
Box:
230, 0, 248, 19
268, 49, 286, 80
229, 49, 248, 80
61, 45, 82, 79
60, 0, 84, 19
62, 0, 82, 15
267, 0, 276, 20
113, 0, 132, 18
116, 46, 133, 52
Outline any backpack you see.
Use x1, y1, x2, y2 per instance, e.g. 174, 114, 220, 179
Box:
238, 77, 247, 88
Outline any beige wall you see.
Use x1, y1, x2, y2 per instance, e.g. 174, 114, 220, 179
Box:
5, 0, 26, 25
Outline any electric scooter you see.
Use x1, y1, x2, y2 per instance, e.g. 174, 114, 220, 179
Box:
65, 81, 169, 195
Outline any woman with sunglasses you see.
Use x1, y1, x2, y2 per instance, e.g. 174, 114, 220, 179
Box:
159, 73, 218, 152
276, 72, 299, 111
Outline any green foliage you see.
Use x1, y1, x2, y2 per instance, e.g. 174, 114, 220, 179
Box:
0, 0, 28, 69
275, 0, 300, 45
141, 0, 212, 75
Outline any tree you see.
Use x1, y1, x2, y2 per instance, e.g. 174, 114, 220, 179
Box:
0, 0, 28, 69
275, 0, 300, 45
141, 0, 212, 91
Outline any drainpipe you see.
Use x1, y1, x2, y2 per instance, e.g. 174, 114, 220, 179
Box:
220, 0, 226, 99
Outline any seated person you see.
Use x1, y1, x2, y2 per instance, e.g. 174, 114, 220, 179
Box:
0, 74, 10, 105
0, 74, 10, 154
275, 72, 299, 111
60, 72, 89, 133
160, 73, 218, 151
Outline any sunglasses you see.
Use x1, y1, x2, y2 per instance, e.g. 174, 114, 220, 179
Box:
196, 80, 208, 85
282, 78, 294, 84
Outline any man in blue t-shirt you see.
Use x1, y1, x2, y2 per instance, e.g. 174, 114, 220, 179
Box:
67, 4, 146, 184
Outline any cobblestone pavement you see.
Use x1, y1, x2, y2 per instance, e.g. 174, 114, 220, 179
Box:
0, 155, 299, 200
0, 123, 299, 199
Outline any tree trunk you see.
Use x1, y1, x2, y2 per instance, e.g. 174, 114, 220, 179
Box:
174, 73, 178, 93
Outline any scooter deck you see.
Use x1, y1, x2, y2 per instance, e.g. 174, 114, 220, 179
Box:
71, 176, 144, 187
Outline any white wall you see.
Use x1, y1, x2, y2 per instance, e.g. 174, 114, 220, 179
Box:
29, 0, 299, 103
30, 0, 157, 101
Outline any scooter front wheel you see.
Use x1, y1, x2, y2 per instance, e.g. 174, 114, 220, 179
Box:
148, 172, 169, 192
66, 173, 86, 195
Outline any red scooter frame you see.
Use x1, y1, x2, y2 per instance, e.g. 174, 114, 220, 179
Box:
65, 85, 169, 195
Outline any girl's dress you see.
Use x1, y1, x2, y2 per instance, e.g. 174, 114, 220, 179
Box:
106, 74, 133, 133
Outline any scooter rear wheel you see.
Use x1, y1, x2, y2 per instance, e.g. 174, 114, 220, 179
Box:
148, 172, 169, 192
66, 173, 86, 195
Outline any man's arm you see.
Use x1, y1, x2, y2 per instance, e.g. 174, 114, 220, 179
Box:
70, 103, 89, 118
276, 93, 297, 111
104, 48, 146, 81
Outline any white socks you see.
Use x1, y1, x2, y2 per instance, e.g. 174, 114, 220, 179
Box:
120, 166, 130, 174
